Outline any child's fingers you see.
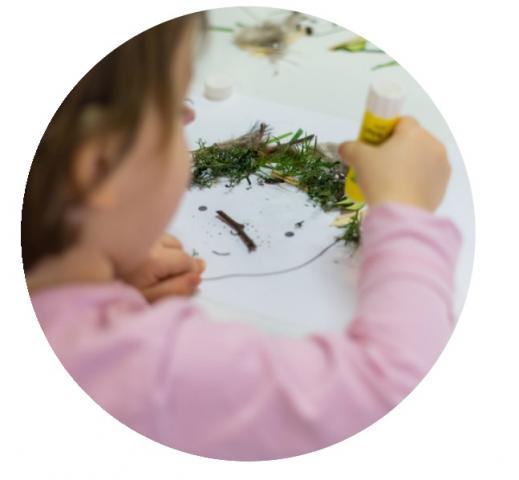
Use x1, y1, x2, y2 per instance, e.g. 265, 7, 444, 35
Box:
338, 141, 375, 168
393, 115, 420, 135
142, 272, 201, 302
151, 249, 198, 280
196, 258, 206, 273
338, 117, 421, 169
159, 234, 183, 249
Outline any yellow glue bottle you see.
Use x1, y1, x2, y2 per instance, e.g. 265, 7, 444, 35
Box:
345, 79, 405, 202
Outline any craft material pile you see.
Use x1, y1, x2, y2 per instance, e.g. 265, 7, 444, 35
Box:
191, 123, 363, 246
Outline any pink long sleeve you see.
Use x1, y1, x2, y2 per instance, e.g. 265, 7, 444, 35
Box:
31, 203, 461, 460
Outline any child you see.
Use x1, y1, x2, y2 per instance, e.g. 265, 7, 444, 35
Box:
22, 13, 461, 461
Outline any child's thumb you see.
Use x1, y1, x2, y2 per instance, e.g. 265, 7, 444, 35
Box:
338, 141, 370, 168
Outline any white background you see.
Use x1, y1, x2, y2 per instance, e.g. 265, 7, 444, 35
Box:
1, 0, 518, 479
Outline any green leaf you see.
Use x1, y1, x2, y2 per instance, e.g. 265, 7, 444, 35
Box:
289, 128, 304, 143
336, 198, 353, 207
332, 37, 367, 52
267, 132, 293, 144
372, 59, 399, 70
346, 201, 365, 211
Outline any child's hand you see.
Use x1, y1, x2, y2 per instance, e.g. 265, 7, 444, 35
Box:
122, 234, 205, 302
339, 117, 450, 212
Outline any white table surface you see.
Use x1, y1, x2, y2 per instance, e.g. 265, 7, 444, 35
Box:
193, 6, 458, 144
169, 7, 475, 337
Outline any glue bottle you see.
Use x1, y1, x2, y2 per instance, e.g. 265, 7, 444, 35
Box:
345, 79, 405, 202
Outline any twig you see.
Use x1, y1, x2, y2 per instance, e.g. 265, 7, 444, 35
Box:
216, 210, 257, 252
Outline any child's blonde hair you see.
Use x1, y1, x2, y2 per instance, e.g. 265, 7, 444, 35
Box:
22, 13, 206, 271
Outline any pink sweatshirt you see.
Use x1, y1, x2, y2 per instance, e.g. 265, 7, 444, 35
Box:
30, 203, 461, 461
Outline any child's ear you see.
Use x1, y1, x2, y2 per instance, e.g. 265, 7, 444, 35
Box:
72, 136, 119, 209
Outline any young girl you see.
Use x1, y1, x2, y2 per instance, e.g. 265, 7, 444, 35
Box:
23, 13, 460, 461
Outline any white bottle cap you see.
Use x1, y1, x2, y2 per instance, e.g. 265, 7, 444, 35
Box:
366, 79, 405, 118
204, 73, 234, 101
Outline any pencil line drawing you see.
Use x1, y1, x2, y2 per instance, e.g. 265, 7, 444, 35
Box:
203, 238, 340, 281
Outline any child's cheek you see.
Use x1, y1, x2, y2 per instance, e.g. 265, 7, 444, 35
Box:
166, 132, 191, 214
177, 133, 192, 191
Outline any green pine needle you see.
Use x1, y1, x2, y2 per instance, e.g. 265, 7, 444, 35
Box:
209, 26, 235, 33
337, 210, 362, 245
267, 132, 293, 144
372, 59, 399, 70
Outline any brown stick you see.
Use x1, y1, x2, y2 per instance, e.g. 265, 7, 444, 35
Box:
216, 210, 257, 252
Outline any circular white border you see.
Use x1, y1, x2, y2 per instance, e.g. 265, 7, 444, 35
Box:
1, 1, 518, 478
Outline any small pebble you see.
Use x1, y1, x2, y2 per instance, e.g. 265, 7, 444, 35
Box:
198, 205, 208, 211
285, 231, 295, 238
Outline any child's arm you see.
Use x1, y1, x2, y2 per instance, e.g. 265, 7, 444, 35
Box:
153, 201, 460, 460
133, 118, 459, 459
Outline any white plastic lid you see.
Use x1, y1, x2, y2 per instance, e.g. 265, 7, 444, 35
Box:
366, 79, 405, 118
204, 73, 234, 101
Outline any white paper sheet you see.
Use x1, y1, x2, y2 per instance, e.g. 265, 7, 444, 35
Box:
168, 91, 474, 336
